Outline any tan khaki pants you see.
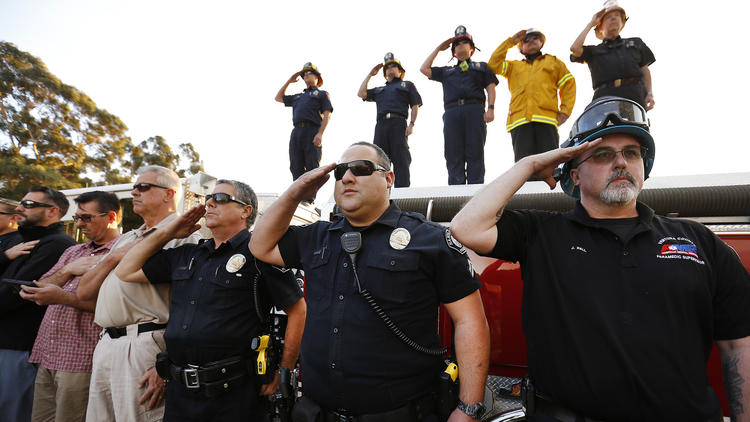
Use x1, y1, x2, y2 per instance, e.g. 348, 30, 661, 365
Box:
31, 366, 91, 422
86, 327, 166, 422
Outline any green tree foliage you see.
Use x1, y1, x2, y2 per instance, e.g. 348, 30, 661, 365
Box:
0, 41, 204, 198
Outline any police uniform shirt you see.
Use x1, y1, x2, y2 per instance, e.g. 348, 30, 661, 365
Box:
141, 229, 302, 366
283, 87, 334, 126
488, 201, 750, 420
571, 36, 655, 89
277, 202, 481, 414
429, 59, 499, 105
364, 77, 423, 117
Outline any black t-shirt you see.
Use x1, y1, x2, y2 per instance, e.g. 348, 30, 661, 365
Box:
488, 202, 750, 421
278, 202, 481, 413
571, 36, 655, 106
142, 229, 302, 365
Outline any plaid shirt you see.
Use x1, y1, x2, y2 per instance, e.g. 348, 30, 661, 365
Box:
28, 237, 118, 372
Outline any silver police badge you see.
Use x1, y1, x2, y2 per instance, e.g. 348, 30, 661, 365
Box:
389, 228, 411, 250
226, 254, 246, 273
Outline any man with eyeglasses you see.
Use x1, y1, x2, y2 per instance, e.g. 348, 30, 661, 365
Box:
250, 142, 489, 421
0, 186, 75, 422
450, 97, 750, 421
77, 165, 201, 422
488, 29, 576, 162
421, 25, 498, 186
113, 179, 305, 421
358, 52, 423, 188
15, 191, 121, 422
276, 62, 334, 204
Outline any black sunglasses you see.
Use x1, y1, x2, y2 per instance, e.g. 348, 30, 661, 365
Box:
334, 160, 388, 181
205, 192, 249, 206
72, 212, 108, 223
19, 199, 54, 209
132, 182, 169, 192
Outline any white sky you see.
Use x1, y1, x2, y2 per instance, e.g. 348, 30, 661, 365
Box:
1, 0, 747, 205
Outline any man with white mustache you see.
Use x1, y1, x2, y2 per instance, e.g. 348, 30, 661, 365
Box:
451, 97, 750, 421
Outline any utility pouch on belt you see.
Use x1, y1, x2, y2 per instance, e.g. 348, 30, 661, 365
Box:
291, 395, 322, 422
155, 351, 171, 381
438, 361, 459, 421
521, 376, 535, 416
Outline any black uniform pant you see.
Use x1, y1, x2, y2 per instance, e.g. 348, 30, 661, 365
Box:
374, 118, 411, 188
442, 103, 486, 185
163, 378, 269, 422
289, 124, 322, 202
510, 122, 560, 162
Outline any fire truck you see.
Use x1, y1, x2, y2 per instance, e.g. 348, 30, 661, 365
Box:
364, 172, 750, 421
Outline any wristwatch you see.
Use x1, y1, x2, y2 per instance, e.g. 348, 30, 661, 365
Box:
457, 400, 486, 420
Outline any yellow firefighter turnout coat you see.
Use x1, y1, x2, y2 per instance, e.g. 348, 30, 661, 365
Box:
488, 37, 576, 132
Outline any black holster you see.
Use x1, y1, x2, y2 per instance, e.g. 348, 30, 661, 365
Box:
291, 395, 322, 422
437, 363, 459, 421
155, 351, 171, 381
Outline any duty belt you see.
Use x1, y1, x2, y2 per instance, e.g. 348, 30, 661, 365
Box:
594, 77, 642, 90
377, 112, 406, 121
294, 121, 320, 128
323, 393, 436, 422
104, 322, 166, 339
444, 98, 484, 110
169, 356, 252, 397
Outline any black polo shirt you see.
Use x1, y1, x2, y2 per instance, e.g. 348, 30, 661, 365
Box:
142, 229, 302, 366
488, 201, 750, 421
278, 202, 481, 413
283, 87, 333, 125
364, 77, 422, 117
571, 36, 655, 105
430, 59, 498, 105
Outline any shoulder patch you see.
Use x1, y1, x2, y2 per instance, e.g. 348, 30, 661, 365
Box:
445, 228, 467, 255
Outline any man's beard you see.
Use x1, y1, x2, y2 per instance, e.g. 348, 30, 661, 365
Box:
600, 170, 640, 206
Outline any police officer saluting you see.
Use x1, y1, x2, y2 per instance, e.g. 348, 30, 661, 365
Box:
276, 62, 334, 203
250, 142, 490, 422
115, 179, 306, 421
357, 53, 423, 188
421, 25, 498, 185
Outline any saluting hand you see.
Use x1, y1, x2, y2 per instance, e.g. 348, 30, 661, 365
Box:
370, 63, 383, 76
288, 162, 337, 203
164, 205, 205, 239
589, 8, 606, 27
527, 138, 604, 189
438, 37, 456, 51
512, 29, 527, 43
287, 71, 301, 84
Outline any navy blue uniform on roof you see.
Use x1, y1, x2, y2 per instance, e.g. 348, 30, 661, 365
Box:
283, 87, 333, 193
430, 59, 498, 185
277, 201, 481, 414
142, 229, 302, 421
364, 78, 422, 188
